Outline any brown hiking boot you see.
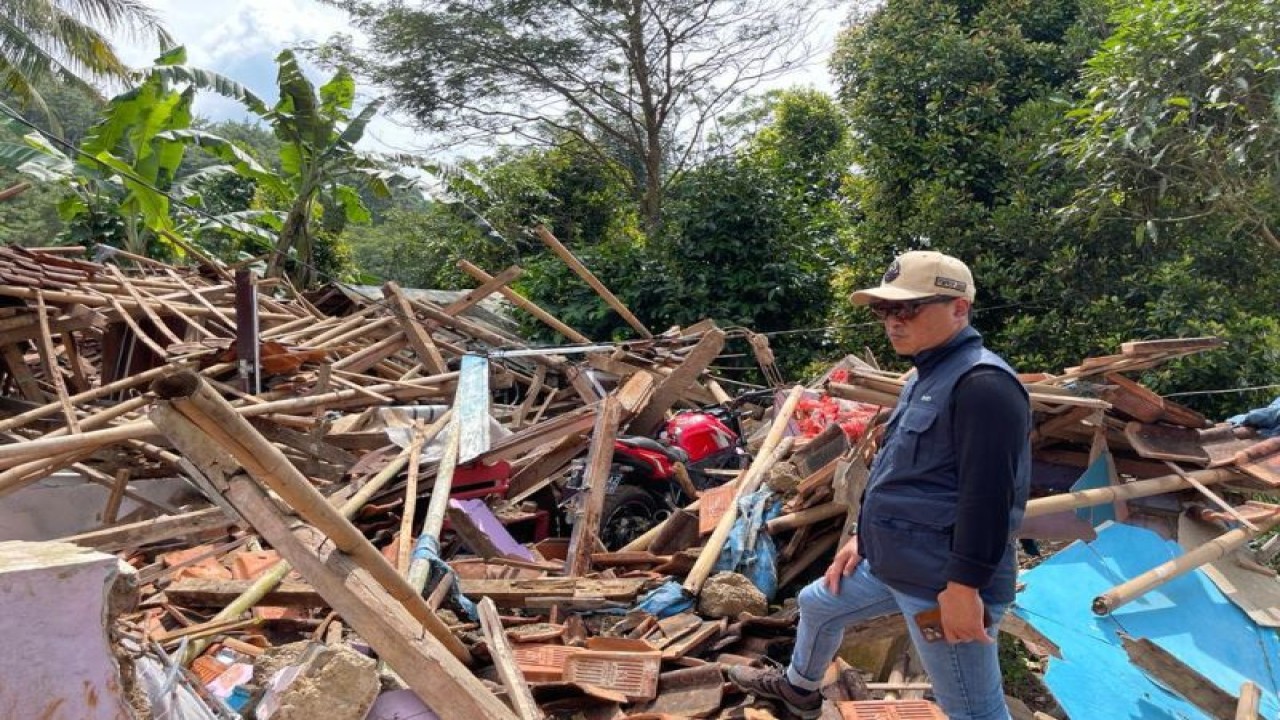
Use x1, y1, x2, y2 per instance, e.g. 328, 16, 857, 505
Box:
726, 665, 822, 719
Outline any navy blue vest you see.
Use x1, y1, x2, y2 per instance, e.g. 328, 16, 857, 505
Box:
857, 326, 1030, 603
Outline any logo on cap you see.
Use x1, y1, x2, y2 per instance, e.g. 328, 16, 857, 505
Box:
883, 260, 901, 284
935, 277, 967, 292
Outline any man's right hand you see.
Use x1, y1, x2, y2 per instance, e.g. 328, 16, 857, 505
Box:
824, 536, 862, 594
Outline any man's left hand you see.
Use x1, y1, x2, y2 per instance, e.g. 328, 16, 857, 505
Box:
937, 582, 993, 644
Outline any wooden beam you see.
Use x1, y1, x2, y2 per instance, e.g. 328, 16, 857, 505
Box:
382, 280, 449, 375
150, 370, 471, 664
223, 475, 517, 720
566, 395, 622, 576
442, 265, 525, 317
457, 260, 590, 344
534, 224, 651, 338
628, 328, 726, 436
477, 597, 545, 720
60, 506, 235, 552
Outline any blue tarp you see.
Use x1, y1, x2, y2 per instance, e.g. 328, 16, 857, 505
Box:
1229, 396, 1280, 437
713, 489, 783, 600
1014, 522, 1280, 719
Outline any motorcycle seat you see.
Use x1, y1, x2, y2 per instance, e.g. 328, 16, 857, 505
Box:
618, 435, 688, 463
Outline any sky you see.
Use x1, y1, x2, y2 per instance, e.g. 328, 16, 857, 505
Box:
115, 0, 846, 156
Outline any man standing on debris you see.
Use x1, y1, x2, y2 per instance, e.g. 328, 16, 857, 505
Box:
728, 251, 1030, 720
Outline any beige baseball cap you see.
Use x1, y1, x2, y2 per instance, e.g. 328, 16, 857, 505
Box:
849, 250, 976, 305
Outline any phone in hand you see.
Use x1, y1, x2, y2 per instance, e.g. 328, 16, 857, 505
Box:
913, 606, 994, 642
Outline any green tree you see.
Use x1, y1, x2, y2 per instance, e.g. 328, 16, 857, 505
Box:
320, 0, 827, 234
255, 50, 412, 285
1064, 0, 1280, 253
829, 0, 1280, 418
1, 0, 171, 123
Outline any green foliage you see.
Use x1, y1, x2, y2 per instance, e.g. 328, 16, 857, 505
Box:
321, 0, 823, 232
256, 50, 417, 286
0, 0, 171, 127
1064, 0, 1280, 252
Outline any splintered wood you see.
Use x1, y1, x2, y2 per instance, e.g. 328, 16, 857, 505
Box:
3, 242, 1277, 720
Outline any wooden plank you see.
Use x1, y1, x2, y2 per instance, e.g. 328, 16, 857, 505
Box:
0, 343, 45, 401
1120, 634, 1238, 720
1237, 681, 1261, 720
382, 280, 449, 375
224, 476, 518, 720
162, 577, 327, 608
628, 328, 726, 436
1121, 337, 1224, 356
566, 395, 622, 575
477, 597, 545, 720
60, 506, 236, 552
458, 578, 647, 607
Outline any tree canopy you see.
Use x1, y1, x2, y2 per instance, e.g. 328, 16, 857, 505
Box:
320, 0, 828, 233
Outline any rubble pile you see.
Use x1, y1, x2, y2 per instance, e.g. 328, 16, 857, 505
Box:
0, 239, 1277, 720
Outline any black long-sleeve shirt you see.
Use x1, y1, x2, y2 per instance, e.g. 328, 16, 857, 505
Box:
944, 365, 1030, 589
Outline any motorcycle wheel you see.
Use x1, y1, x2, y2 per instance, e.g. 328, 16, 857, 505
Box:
600, 485, 665, 550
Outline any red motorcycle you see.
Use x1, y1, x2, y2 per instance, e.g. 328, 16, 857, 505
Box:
565, 397, 762, 549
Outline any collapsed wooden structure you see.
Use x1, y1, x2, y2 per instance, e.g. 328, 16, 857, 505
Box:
1, 237, 1278, 720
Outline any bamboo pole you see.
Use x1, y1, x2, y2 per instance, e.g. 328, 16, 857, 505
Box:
766, 501, 847, 534
533, 225, 651, 338
407, 420, 462, 594
1025, 467, 1239, 518
0, 372, 459, 469
396, 422, 429, 574
151, 370, 471, 664
1092, 512, 1280, 615
683, 385, 805, 593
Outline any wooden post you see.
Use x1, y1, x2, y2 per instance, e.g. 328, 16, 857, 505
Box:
407, 418, 462, 595
234, 268, 260, 394
1237, 681, 1261, 720
534, 225, 651, 338
566, 396, 622, 576
150, 370, 472, 664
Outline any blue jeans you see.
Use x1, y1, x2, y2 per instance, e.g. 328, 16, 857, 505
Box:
785, 562, 1011, 720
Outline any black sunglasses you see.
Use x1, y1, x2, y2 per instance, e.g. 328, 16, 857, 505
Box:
868, 295, 956, 321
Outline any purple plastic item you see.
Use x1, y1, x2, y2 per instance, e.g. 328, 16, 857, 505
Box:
448, 498, 536, 561
364, 689, 440, 720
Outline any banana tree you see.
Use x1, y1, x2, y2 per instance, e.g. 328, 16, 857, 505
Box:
1, 46, 277, 256
258, 50, 412, 285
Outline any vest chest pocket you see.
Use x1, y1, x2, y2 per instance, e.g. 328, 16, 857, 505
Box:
890, 403, 938, 465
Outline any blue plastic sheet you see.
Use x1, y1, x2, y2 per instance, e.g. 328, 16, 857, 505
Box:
635, 580, 696, 618
712, 489, 783, 600
1229, 396, 1280, 437
412, 535, 477, 620
1014, 522, 1280, 719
